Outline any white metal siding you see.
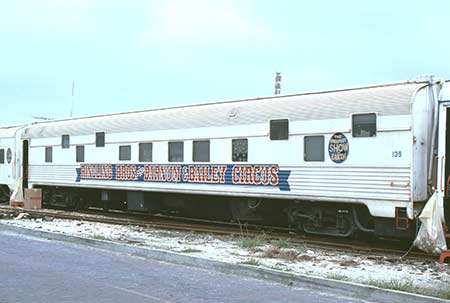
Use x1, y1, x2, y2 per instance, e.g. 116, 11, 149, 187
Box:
287, 165, 410, 202
28, 164, 410, 217
28, 113, 413, 218
25, 82, 431, 220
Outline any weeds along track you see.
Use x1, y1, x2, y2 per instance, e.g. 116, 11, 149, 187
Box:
0, 204, 434, 262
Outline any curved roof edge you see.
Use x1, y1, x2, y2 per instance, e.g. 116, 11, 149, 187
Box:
0, 125, 26, 138
439, 80, 450, 101
29, 79, 433, 126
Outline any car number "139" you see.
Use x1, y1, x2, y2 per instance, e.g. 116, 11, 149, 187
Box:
392, 151, 402, 158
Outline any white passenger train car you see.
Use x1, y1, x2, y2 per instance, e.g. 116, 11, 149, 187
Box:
0, 125, 25, 201
2, 77, 449, 238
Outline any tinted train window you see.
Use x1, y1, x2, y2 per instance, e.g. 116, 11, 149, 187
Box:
96, 132, 105, 147
45, 147, 53, 163
352, 113, 376, 137
193, 140, 210, 162
270, 119, 289, 140
76, 146, 85, 163
169, 142, 184, 162
139, 143, 153, 162
62, 135, 70, 148
119, 145, 131, 161
304, 136, 324, 162
0, 149, 4, 164
232, 139, 248, 162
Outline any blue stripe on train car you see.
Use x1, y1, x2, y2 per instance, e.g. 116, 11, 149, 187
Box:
76, 164, 291, 191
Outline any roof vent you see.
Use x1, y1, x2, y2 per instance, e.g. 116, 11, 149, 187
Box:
228, 107, 239, 118
414, 74, 435, 83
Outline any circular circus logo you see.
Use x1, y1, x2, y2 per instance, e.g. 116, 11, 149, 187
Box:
328, 133, 349, 163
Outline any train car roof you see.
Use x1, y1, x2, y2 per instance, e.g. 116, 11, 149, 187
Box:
0, 125, 25, 138
440, 81, 450, 101
24, 80, 432, 138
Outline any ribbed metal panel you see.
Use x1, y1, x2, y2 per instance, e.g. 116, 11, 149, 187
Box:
25, 82, 426, 138
29, 164, 411, 202
29, 165, 78, 183
287, 165, 411, 202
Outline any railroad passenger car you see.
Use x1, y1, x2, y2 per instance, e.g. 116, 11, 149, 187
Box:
2, 77, 450, 238
0, 125, 26, 202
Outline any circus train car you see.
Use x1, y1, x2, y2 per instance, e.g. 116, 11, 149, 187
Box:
0, 125, 26, 203
9, 77, 450, 239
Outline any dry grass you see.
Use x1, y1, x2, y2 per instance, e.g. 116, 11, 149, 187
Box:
270, 239, 292, 249
240, 258, 261, 266
434, 290, 450, 300
260, 247, 300, 261
179, 248, 202, 253
365, 278, 414, 292
330, 275, 450, 300
326, 273, 352, 282
366, 280, 450, 301
92, 234, 108, 240
238, 236, 267, 249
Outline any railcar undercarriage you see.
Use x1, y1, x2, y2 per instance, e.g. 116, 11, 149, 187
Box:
36, 185, 415, 239
287, 202, 374, 237
0, 185, 10, 203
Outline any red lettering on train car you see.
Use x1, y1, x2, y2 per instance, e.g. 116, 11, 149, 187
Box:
269, 166, 279, 186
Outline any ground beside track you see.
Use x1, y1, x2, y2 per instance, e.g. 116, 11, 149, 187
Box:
1, 213, 450, 300
0, 229, 373, 303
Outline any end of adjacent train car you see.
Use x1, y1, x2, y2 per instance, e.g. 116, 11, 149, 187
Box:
0, 125, 26, 202
437, 80, 450, 227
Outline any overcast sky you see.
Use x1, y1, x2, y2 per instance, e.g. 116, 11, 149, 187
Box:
1, 0, 449, 127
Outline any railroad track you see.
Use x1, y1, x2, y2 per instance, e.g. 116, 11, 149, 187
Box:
0, 204, 434, 261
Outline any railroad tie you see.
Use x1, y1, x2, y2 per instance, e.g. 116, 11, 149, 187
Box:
440, 224, 450, 264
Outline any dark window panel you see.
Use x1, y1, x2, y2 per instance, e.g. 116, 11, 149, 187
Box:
270, 119, 289, 140
119, 145, 131, 161
139, 143, 153, 162
193, 140, 210, 162
62, 135, 70, 148
96, 132, 105, 147
76, 146, 85, 163
352, 113, 376, 137
45, 147, 53, 163
168, 142, 184, 162
232, 139, 248, 162
304, 136, 324, 162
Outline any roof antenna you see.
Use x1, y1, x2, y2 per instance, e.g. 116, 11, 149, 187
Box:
31, 116, 53, 123
274, 72, 282, 95
70, 81, 75, 117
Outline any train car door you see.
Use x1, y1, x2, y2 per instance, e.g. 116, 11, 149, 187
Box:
438, 84, 450, 226
0, 146, 5, 183
22, 140, 28, 190
0, 144, 12, 188
0, 145, 7, 200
